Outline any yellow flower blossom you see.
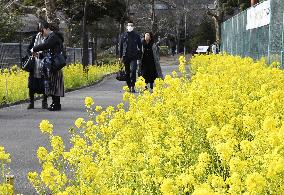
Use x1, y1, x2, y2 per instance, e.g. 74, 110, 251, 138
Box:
160, 178, 178, 195
39, 120, 53, 134
245, 172, 266, 193
84, 96, 94, 108
74, 118, 85, 128
95, 106, 102, 112
37, 147, 48, 162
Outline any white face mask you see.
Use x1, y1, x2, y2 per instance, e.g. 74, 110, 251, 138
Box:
127, 26, 134, 32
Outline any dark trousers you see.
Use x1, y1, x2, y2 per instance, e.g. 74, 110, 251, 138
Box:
148, 83, 154, 89
171, 47, 176, 56
124, 58, 138, 88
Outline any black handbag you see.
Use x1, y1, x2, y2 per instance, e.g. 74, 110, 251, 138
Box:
44, 52, 66, 72
116, 69, 127, 81
21, 56, 35, 72
52, 52, 66, 72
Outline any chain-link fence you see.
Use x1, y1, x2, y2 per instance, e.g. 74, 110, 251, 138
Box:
0, 43, 93, 69
221, 0, 284, 66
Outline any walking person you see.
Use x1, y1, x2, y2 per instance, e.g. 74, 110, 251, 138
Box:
169, 37, 176, 57
212, 41, 220, 54
211, 42, 217, 54
31, 21, 65, 111
26, 25, 48, 109
141, 32, 163, 90
119, 20, 142, 93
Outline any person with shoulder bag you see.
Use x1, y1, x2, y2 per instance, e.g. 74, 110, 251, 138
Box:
119, 20, 142, 93
31, 21, 65, 111
26, 24, 48, 109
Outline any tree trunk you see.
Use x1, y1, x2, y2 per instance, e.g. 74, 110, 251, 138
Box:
213, 17, 221, 42
93, 22, 98, 64
207, 0, 224, 42
82, 0, 89, 68
94, 33, 97, 64
176, 25, 180, 54
151, 0, 158, 39
116, 20, 124, 57
44, 0, 58, 30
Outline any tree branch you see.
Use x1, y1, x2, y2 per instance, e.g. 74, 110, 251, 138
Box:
11, 2, 39, 14
206, 7, 218, 19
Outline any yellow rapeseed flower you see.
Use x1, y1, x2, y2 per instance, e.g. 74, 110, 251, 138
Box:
84, 96, 94, 108
39, 120, 53, 134
37, 147, 48, 162
74, 118, 85, 128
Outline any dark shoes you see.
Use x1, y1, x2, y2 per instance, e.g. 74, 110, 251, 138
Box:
48, 103, 61, 111
27, 101, 48, 109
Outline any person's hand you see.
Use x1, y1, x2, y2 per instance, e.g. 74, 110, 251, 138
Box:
118, 58, 123, 63
33, 52, 39, 57
30, 49, 38, 57
30, 48, 35, 56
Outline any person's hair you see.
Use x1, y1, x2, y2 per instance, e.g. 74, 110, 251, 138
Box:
127, 20, 134, 25
38, 20, 49, 31
144, 32, 154, 44
50, 18, 60, 31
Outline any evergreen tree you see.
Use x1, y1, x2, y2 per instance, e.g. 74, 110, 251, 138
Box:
0, 0, 21, 42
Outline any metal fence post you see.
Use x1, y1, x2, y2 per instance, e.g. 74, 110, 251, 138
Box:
19, 31, 22, 67
281, 12, 284, 68
73, 49, 76, 64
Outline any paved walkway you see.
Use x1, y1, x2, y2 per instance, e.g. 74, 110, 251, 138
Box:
0, 61, 179, 194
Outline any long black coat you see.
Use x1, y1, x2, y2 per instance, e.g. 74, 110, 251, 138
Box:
141, 40, 163, 83
32, 32, 65, 97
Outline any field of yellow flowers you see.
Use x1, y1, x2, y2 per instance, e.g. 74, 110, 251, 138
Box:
0, 64, 119, 106
2, 54, 284, 194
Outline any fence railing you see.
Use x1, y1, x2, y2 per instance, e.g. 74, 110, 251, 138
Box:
221, 0, 284, 66
0, 43, 93, 68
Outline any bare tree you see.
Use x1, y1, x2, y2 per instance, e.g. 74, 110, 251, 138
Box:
207, 0, 223, 42
44, 0, 58, 29
82, 0, 89, 68
207, 0, 250, 42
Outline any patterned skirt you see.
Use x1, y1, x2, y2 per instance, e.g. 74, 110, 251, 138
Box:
49, 70, 65, 97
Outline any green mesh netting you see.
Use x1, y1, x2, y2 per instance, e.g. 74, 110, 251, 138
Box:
221, 0, 284, 66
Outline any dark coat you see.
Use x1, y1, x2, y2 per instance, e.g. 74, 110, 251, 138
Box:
141, 40, 163, 83
119, 31, 142, 60
33, 32, 64, 55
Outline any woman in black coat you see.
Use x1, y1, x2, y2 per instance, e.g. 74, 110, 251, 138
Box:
31, 21, 65, 111
141, 32, 163, 90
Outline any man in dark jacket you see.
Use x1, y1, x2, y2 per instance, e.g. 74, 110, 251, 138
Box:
119, 20, 142, 93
